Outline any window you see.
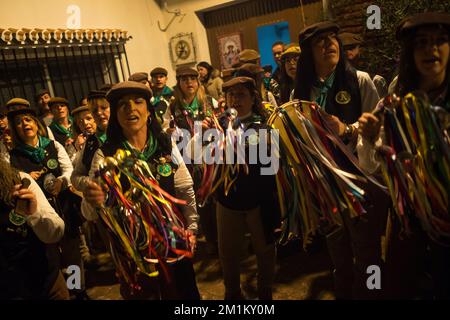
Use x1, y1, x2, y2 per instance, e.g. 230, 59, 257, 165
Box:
0, 29, 130, 108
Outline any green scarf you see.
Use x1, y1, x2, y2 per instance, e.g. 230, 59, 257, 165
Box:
314, 71, 336, 111
15, 135, 51, 163
152, 86, 173, 105
182, 96, 200, 116
49, 118, 73, 139
96, 131, 107, 145
122, 134, 158, 162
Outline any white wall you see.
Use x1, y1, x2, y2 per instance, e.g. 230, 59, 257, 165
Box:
164, 0, 236, 67
0, 0, 175, 84
0, 0, 239, 86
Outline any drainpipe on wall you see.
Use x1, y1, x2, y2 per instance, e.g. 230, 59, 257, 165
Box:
322, 0, 334, 20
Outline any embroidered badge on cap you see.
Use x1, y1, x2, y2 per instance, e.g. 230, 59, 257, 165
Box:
335, 91, 351, 104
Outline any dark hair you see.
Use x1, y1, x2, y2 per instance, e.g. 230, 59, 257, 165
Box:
106, 97, 172, 155
396, 26, 450, 97
279, 55, 297, 104
294, 37, 347, 101
225, 82, 269, 121
197, 61, 213, 83
272, 41, 284, 49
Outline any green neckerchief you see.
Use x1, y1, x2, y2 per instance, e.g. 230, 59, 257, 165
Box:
49, 118, 73, 138
96, 131, 107, 145
122, 134, 158, 162
314, 71, 336, 111
152, 86, 173, 105
14, 135, 51, 163
182, 96, 200, 116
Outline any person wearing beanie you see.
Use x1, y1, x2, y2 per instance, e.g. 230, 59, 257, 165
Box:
82, 81, 200, 300
197, 61, 224, 101
150, 67, 173, 124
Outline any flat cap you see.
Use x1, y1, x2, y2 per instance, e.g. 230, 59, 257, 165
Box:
106, 81, 153, 108
128, 72, 149, 83
176, 66, 199, 78
281, 44, 301, 59
87, 90, 107, 100
35, 88, 50, 101
238, 49, 260, 63
222, 76, 256, 91
6, 98, 31, 110
150, 67, 168, 77
396, 12, 450, 40
71, 105, 90, 117
48, 97, 69, 108
339, 32, 363, 47
299, 21, 340, 47
7, 107, 37, 121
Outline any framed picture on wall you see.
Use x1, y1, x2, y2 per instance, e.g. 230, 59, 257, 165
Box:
217, 32, 242, 70
169, 32, 197, 66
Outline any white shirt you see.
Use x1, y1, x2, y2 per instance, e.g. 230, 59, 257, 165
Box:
20, 171, 65, 243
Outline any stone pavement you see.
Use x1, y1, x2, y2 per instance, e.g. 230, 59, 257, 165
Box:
86, 236, 335, 300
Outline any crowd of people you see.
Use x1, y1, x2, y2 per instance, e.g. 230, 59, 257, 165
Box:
0, 11, 449, 300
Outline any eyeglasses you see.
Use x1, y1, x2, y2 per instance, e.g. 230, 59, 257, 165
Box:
414, 34, 449, 49
284, 56, 299, 64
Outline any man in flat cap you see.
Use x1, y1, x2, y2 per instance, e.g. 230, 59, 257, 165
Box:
295, 21, 386, 300
150, 67, 173, 124
238, 49, 261, 65
35, 89, 53, 126
48, 97, 77, 160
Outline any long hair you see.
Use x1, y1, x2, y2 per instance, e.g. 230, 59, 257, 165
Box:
279, 58, 296, 104
197, 61, 213, 84
106, 98, 172, 155
396, 27, 450, 97
294, 37, 347, 101
9, 114, 47, 147
172, 79, 210, 113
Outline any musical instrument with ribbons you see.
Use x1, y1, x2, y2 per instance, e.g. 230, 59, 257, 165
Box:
196, 108, 249, 207
267, 99, 385, 244
374, 92, 450, 245
95, 149, 193, 288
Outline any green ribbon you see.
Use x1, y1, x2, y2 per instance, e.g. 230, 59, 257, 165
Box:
122, 134, 158, 162
314, 71, 336, 111
14, 135, 51, 163
96, 131, 107, 145
182, 96, 200, 116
